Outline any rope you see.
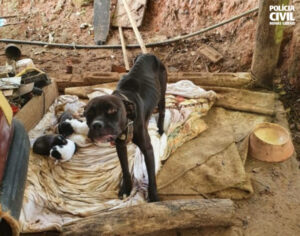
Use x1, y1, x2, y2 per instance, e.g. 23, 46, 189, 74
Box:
0, 7, 258, 49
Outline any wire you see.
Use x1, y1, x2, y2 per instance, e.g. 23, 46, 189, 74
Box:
0, 7, 258, 49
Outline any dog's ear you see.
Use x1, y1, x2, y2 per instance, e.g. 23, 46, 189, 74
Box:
133, 53, 143, 64
123, 100, 136, 121
83, 102, 92, 117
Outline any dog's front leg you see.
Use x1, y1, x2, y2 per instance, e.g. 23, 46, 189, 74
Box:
115, 139, 132, 199
135, 130, 159, 202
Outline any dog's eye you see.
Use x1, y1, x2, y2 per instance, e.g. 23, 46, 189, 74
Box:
107, 108, 117, 115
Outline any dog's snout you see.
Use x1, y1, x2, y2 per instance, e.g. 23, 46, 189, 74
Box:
92, 120, 104, 130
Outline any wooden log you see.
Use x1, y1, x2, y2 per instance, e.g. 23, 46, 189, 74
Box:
251, 0, 288, 89
62, 199, 236, 236
168, 72, 251, 87
56, 72, 252, 92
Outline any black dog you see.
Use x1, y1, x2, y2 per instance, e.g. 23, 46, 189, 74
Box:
33, 134, 67, 156
84, 54, 167, 202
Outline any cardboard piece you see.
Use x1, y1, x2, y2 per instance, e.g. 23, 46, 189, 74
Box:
15, 80, 58, 131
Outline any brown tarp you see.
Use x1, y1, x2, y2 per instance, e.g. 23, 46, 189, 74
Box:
157, 88, 276, 200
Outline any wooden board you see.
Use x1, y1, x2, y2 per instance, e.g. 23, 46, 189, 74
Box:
15, 80, 58, 131
93, 0, 111, 44
112, 0, 147, 28
199, 45, 223, 63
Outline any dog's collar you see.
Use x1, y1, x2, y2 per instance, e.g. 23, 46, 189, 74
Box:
117, 120, 133, 143
114, 91, 130, 102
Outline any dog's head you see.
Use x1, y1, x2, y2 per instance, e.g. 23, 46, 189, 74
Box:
58, 120, 74, 137
84, 95, 134, 143
53, 134, 68, 146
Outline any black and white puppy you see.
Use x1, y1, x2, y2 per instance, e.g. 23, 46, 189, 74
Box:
57, 111, 74, 137
84, 54, 167, 202
33, 134, 77, 163
57, 111, 89, 137
33, 134, 67, 156
50, 139, 77, 163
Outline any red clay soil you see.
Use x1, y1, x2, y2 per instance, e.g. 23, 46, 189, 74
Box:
0, 0, 258, 74
1, 0, 300, 235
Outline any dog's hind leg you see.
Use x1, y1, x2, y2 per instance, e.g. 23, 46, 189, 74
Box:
134, 128, 159, 202
115, 139, 132, 199
157, 97, 165, 135
157, 69, 167, 135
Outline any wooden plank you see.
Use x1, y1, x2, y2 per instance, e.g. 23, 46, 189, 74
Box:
64, 83, 117, 98
168, 72, 251, 87
118, 26, 130, 71
93, 0, 111, 44
120, 0, 147, 53
62, 199, 235, 236
198, 45, 223, 63
15, 80, 58, 131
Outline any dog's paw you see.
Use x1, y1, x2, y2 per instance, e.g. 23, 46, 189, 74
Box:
148, 192, 160, 202
118, 180, 132, 199
158, 128, 164, 136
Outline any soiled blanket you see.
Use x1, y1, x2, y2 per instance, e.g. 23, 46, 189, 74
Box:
20, 81, 216, 233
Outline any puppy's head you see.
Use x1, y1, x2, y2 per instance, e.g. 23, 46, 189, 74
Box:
84, 95, 131, 143
58, 111, 73, 123
50, 146, 62, 160
53, 134, 68, 146
50, 139, 77, 162
58, 120, 74, 137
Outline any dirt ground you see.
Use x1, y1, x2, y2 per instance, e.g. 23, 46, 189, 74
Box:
1, 0, 300, 235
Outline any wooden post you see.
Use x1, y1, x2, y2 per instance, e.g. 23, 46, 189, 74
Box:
288, 0, 300, 92
251, 0, 289, 89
